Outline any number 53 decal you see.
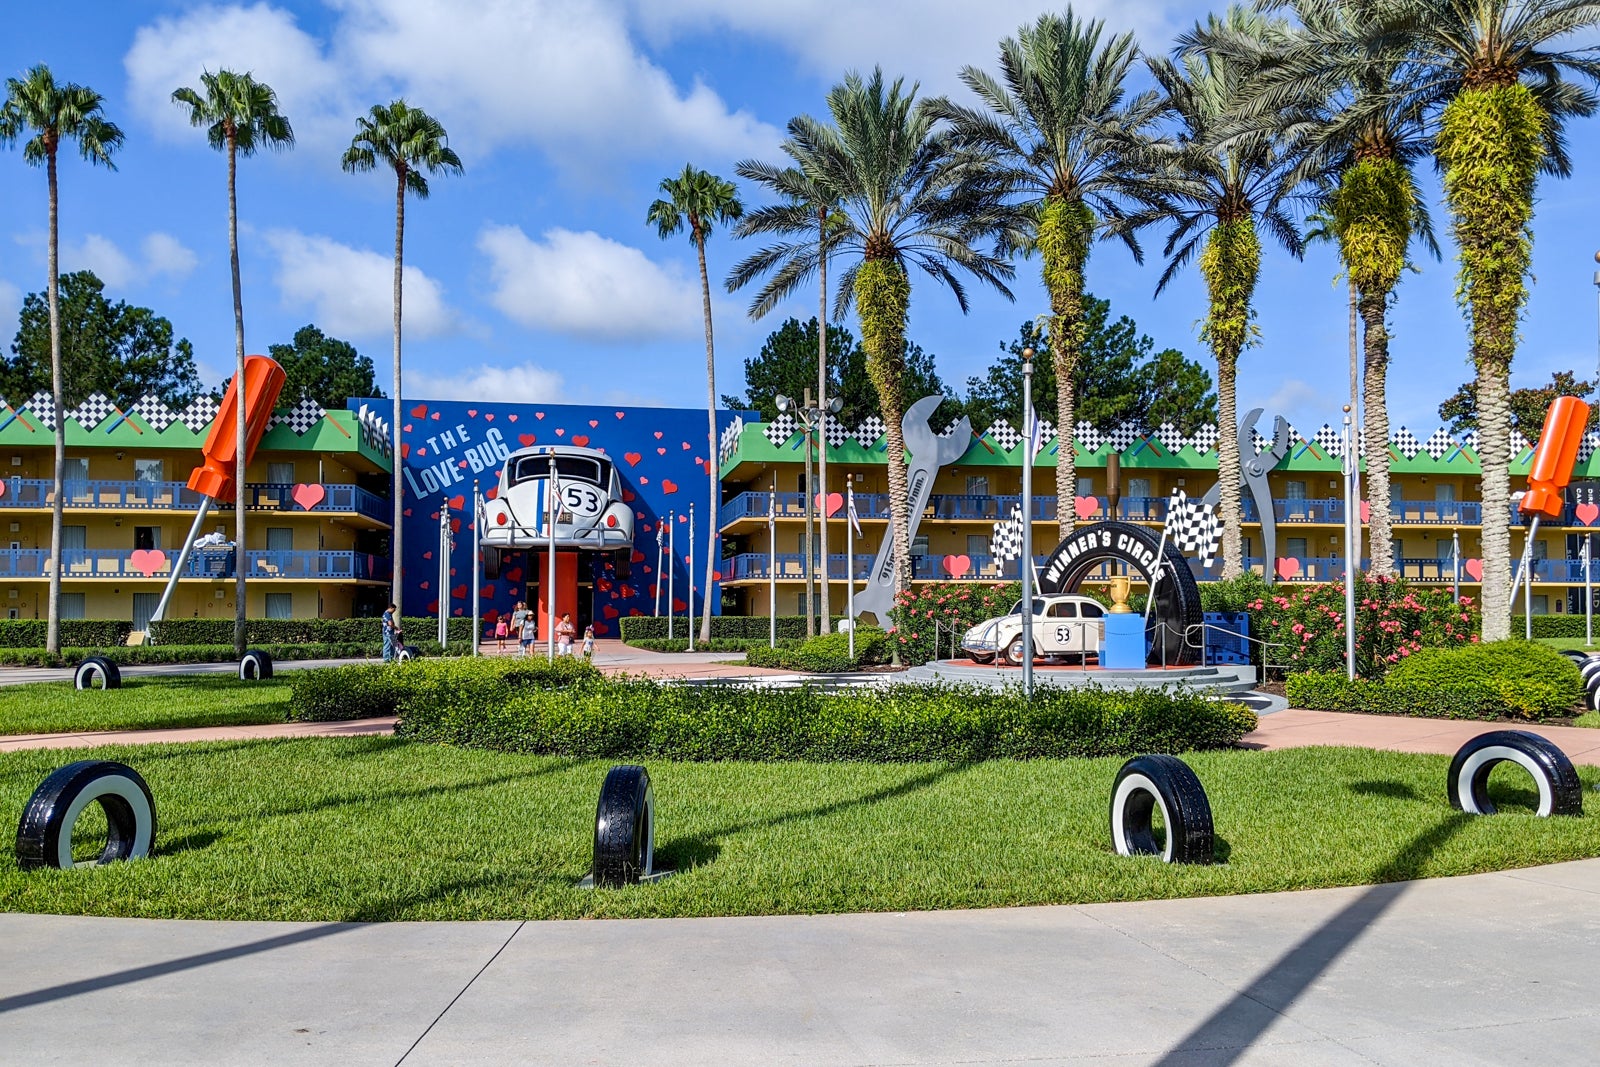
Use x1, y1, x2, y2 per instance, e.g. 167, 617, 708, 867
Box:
562, 483, 603, 514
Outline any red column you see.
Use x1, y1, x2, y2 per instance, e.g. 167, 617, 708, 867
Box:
534, 551, 579, 641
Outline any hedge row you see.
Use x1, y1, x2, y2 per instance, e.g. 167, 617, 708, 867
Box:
744, 629, 892, 673
1510, 615, 1599, 639
0, 620, 134, 648
626, 638, 792, 653
618, 615, 825, 642
148, 617, 473, 645
395, 677, 1259, 762
3, 642, 463, 669
287, 655, 598, 722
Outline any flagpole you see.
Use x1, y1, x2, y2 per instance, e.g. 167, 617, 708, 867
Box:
1587, 531, 1593, 648
847, 484, 856, 661
1021, 350, 1035, 700
667, 510, 675, 642
655, 519, 664, 617
547, 451, 557, 663
1342, 409, 1357, 681
688, 503, 696, 651
438, 499, 450, 649
471, 481, 481, 658
768, 490, 777, 649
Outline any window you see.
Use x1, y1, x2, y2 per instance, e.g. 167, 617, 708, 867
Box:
1391, 538, 1404, 563
1076, 477, 1094, 497
1046, 601, 1078, 618
134, 458, 163, 484
1287, 537, 1308, 558
60, 526, 87, 550
1435, 483, 1456, 503
266, 528, 294, 552
60, 593, 85, 620
1009, 599, 1047, 617
910, 536, 929, 557
134, 526, 160, 551
1081, 602, 1104, 619
965, 475, 988, 496
1437, 539, 1454, 561
1532, 594, 1550, 615
267, 462, 295, 485
1128, 477, 1151, 499
132, 593, 160, 631
62, 458, 88, 485
1285, 480, 1307, 500
1531, 539, 1549, 561
265, 593, 294, 620
966, 534, 989, 559
508, 454, 608, 488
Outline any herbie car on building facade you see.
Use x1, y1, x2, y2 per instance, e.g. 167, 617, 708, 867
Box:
480, 446, 636, 579
960, 594, 1108, 666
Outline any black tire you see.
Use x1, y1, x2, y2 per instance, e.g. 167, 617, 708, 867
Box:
15, 760, 156, 870
483, 545, 502, 580
967, 651, 995, 665
1558, 648, 1589, 666
239, 649, 273, 681
1586, 672, 1600, 711
1448, 730, 1582, 817
614, 552, 631, 582
1579, 657, 1600, 684
73, 657, 121, 691
1110, 754, 1214, 865
396, 644, 421, 663
1004, 636, 1027, 667
593, 765, 653, 888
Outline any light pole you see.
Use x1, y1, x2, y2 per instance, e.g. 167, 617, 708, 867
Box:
776, 390, 842, 637
1021, 348, 1036, 700
1593, 250, 1600, 384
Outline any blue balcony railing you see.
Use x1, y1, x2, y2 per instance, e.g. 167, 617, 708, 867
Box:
0, 548, 391, 582
0, 479, 389, 523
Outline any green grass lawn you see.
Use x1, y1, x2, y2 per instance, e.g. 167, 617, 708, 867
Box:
2, 738, 1597, 921
0, 676, 291, 736
1535, 637, 1600, 653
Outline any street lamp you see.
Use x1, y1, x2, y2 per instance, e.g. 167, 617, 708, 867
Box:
776, 391, 843, 637
1593, 250, 1600, 385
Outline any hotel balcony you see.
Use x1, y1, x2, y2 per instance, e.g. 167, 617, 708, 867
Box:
0, 548, 392, 583
1, 479, 391, 526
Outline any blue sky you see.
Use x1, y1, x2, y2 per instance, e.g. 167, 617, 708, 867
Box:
2, 1, 1598, 440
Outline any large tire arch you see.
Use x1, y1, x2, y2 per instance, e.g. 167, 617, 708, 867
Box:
1035, 521, 1203, 666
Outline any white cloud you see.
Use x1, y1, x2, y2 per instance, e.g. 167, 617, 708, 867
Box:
407, 362, 566, 404
123, 0, 779, 162
477, 224, 702, 341
264, 229, 455, 340
56, 232, 197, 290
0, 280, 19, 336
142, 233, 200, 279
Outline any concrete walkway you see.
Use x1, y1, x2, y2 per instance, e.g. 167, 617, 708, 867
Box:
2, 858, 1598, 1065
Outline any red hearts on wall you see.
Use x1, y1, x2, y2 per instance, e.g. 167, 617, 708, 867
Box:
1073, 496, 1099, 520
1465, 558, 1483, 581
129, 549, 166, 577
1578, 503, 1599, 526
624, 452, 642, 466
1275, 557, 1302, 580
519, 434, 537, 447
291, 483, 326, 510
941, 554, 971, 578
661, 479, 678, 494
572, 435, 590, 447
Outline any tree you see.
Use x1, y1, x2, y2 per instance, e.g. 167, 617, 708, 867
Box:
173, 70, 293, 656
1439, 371, 1598, 437
4, 271, 199, 410
932, 10, 1160, 538
1128, 6, 1305, 579
961, 300, 1216, 433
268, 325, 383, 409
1, 65, 122, 655
648, 164, 743, 645
341, 100, 462, 619
786, 69, 1015, 608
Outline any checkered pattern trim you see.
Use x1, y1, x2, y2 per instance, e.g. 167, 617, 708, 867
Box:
1188, 424, 1218, 455
277, 396, 326, 434
821, 413, 847, 447
1251, 426, 1271, 454
1155, 422, 1185, 453
1312, 424, 1343, 457
1391, 426, 1422, 459
1580, 431, 1600, 464
986, 420, 1020, 451
1422, 428, 1454, 460
763, 414, 796, 447
1165, 489, 1220, 568
991, 503, 1025, 563
1511, 429, 1531, 454
130, 396, 177, 431
68, 392, 117, 429
178, 395, 220, 432
854, 416, 886, 447
1035, 419, 1056, 447
719, 416, 744, 464
1107, 422, 1139, 452
1074, 422, 1103, 453
26, 391, 55, 430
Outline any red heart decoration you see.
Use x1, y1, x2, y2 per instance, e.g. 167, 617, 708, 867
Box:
615, 411, 625, 419
431, 413, 440, 420
681, 442, 691, 450
291, 483, 326, 510
411, 403, 428, 418
589, 420, 599, 428
555, 428, 565, 437
485, 487, 498, 500
467, 409, 477, 417
535, 412, 545, 420
572, 435, 590, 447
423, 551, 434, 560
404, 508, 412, 517
401, 444, 410, 459
654, 431, 664, 439
416, 447, 427, 457
505, 414, 514, 422
657, 447, 667, 455
597, 578, 613, 592
420, 581, 430, 591
620, 584, 635, 598
452, 584, 467, 600
519, 434, 537, 447
639, 477, 649, 485
505, 567, 524, 583
813, 492, 844, 517
661, 479, 678, 494
1465, 558, 1483, 581
449, 494, 465, 511
1579, 503, 1599, 526
483, 584, 496, 598
485, 413, 495, 422
1073, 496, 1099, 520
426, 600, 438, 614
673, 598, 687, 612
603, 605, 620, 619
458, 461, 468, 469
631, 550, 646, 563
941, 554, 971, 578
593, 622, 609, 635
1360, 500, 1371, 524
624, 452, 642, 467
483, 609, 499, 624
450, 518, 460, 534
1275, 557, 1301, 580
129, 549, 167, 577
403, 424, 413, 433
621, 489, 636, 503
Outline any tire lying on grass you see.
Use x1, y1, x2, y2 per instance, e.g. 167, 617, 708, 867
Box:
1586, 671, 1600, 712
1558, 648, 1590, 666
593, 764, 653, 887
239, 648, 274, 681
1447, 730, 1582, 818
73, 656, 121, 691
15, 760, 156, 870
396, 645, 420, 664
1110, 754, 1214, 865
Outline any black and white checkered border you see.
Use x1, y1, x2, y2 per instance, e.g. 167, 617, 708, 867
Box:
854, 416, 886, 446
991, 503, 1024, 562
1390, 426, 1422, 459
25, 391, 55, 430
986, 420, 1020, 451
178, 396, 220, 433
762, 413, 796, 446
719, 416, 744, 464
131, 396, 177, 431
1422, 428, 1454, 460
275, 396, 326, 434
68, 393, 117, 429
1075, 422, 1103, 453
1312, 423, 1344, 457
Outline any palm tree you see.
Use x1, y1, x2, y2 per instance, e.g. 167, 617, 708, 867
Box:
1277, 0, 1600, 637
1127, 6, 1306, 579
648, 165, 743, 645
173, 71, 293, 657
729, 148, 846, 635
785, 68, 1016, 606
931, 9, 1160, 539
0, 66, 122, 655
342, 100, 463, 619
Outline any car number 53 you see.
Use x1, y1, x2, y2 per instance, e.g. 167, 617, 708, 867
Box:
562, 483, 604, 514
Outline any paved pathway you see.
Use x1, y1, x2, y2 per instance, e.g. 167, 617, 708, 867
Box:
1240, 708, 1600, 765
2, 859, 1598, 1065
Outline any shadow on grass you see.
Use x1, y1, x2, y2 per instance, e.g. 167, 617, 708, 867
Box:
259, 761, 578, 821
1348, 780, 1421, 801
157, 831, 223, 858
1152, 812, 1472, 1066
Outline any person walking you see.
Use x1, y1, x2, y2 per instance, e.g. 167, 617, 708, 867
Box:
581, 624, 595, 662
493, 614, 509, 652
556, 612, 576, 657
380, 602, 401, 663
519, 610, 537, 656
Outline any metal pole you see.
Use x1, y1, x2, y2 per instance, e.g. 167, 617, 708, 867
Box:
1586, 533, 1593, 647
471, 481, 481, 657
150, 497, 213, 626
547, 452, 557, 663
769, 490, 777, 649
688, 503, 696, 651
439, 500, 449, 648
1510, 513, 1541, 639
803, 399, 816, 638
1021, 353, 1035, 699
1343, 409, 1357, 681
1452, 527, 1461, 603
667, 510, 675, 642
847, 483, 856, 661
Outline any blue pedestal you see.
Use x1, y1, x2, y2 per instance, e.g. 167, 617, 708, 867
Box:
1100, 613, 1146, 669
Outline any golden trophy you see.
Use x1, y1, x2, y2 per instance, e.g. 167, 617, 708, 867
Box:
1105, 576, 1133, 613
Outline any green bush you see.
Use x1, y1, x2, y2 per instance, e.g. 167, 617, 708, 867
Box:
1199, 572, 1271, 614
1250, 576, 1478, 677
288, 655, 598, 721
397, 676, 1258, 761
618, 615, 818, 642
0, 620, 134, 648
1510, 615, 1594, 638
743, 628, 890, 672
148, 617, 472, 646
889, 582, 1021, 666
1287, 640, 1583, 720
626, 638, 789, 653
0, 641, 466, 669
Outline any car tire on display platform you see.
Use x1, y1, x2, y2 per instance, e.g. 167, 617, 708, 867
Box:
968, 652, 995, 665
1004, 637, 1027, 667
15, 760, 156, 870
1447, 730, 1582, 818
239, 649, 273, 681
1110, 754, 1214, 865
593, 765, 653, 888
73, 656, 121, 691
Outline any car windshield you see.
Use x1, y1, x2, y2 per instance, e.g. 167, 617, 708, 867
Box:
1008, 599, 1048, 617
508, 454, 610, 489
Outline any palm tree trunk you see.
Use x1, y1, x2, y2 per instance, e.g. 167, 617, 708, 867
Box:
45, 146, 63, 655
695, 233, 716, 645
856, 259, 912, 613
392, 167, 406, 620
228, 131, 247, 657
1042, 198, 1091, 541
1360, 289, 1395, 577
1216, 363, 1244, 579
816, 206, 830, 634
1201, 222, 1260, 580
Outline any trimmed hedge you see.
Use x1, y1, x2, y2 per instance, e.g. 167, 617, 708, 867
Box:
396, 677, 1259, 761
1511, 615, 1597, 638
618, 615, 822, 642
626, 638, 791, 653
745, 628, 892, 673
1287, 640, 1583, 720
0, 620, 134, 648
148, 617, 473, 646
288, 655, 598, 722
0, 642, 467, 669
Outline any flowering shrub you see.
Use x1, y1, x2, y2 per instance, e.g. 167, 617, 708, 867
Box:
888, 581, 1020, 665
1249, 575, 1479, 678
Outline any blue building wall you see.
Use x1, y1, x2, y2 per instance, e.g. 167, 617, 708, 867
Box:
366, 397, 749, 638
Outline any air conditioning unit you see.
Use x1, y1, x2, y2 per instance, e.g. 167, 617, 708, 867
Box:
8, 522, 17, 532
9, 456, 20, 466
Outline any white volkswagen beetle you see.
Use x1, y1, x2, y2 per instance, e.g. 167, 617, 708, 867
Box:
960, 593, 1108, 666
480, 445, 635, 579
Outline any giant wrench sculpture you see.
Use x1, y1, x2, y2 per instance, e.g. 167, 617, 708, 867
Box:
853, 396, 972, 624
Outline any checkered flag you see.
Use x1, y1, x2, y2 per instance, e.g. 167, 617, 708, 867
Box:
1164, 489, 1219, 568
992, 504, 1025, 563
